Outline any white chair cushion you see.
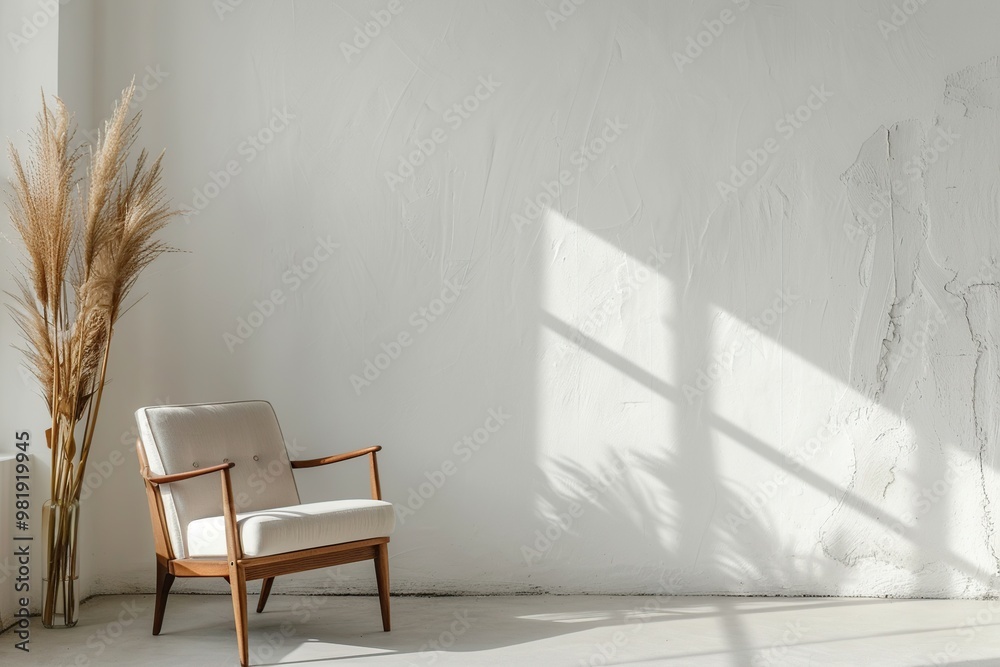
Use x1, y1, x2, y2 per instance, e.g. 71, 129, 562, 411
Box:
186, 499, 395, 558
136, 401, 302, 559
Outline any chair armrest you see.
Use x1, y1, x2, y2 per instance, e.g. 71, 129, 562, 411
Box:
141, 461, 235, 486
290, 446, 382, 469
290, 446, 384, 500
136, 455, 243, 562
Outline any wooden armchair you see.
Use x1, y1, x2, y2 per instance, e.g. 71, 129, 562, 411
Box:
134, 400, 394, 666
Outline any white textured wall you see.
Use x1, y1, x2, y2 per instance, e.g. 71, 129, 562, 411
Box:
3, 0, 1000, 599
0, 0, 59, 615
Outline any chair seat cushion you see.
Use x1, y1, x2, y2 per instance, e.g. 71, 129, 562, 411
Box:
186, 499, 395, 558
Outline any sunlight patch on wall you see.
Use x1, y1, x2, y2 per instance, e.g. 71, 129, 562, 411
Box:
536, 208, 678, 552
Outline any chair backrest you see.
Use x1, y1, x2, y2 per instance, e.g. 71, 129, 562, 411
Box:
135, 400, 301, 559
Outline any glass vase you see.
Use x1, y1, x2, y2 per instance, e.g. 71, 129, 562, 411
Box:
41, 498, 80, 628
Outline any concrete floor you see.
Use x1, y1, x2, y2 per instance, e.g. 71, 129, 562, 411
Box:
3, 594, 1000, 666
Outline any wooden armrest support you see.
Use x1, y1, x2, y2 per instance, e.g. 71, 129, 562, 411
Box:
290, 446, 382, 469
142, 461, 235, 486
290, 446, 384, 500
141, 461, 243, 561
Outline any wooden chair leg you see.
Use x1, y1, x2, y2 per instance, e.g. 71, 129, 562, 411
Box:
374, 543, 391, 631
229, 565, 249, 667
256, 577, 274, 613
153, 558, 175, 636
